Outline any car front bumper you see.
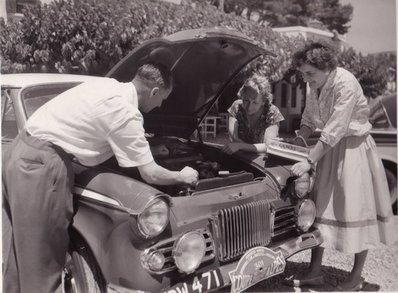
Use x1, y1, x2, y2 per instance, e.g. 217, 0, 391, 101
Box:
106, 228, 323, 293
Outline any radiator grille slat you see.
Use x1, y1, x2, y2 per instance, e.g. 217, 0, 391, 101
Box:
217, 200, 271, 262
273, 206, 296, 237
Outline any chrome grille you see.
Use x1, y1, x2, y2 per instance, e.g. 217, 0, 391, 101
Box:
272, 206, 296, 237
216, 200, 271, 262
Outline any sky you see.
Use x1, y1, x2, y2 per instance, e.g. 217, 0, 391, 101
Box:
340, 0, 397, 54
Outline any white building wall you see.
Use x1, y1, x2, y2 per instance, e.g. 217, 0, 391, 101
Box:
273, 81, 305, 132
1, 0, 7, 20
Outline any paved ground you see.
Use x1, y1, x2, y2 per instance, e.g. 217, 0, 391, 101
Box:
217, 217, 398, 292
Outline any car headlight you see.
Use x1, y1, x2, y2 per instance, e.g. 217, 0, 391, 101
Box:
141, 250, 166, 272
173, 231, 206, 273
138, 198, 169, 238
295, 199, 316, 232
294, 172, 314, 198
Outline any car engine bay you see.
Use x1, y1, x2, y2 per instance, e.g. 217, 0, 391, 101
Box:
104, 137, 266, 196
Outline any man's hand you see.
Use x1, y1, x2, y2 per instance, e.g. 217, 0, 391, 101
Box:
221, 143, 242, 154
290, 161, 311, 177
180, 166, 199, 185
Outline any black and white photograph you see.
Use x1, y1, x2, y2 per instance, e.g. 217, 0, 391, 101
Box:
1, 0, 397, 292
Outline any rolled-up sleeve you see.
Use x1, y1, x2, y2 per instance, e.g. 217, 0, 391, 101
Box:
268, 105, 285, 125
98, 96, 153, 168
320, 79, 359, 147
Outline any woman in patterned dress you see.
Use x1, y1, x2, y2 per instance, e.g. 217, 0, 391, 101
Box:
287, 42, 396, 291
221, 73, 284, 154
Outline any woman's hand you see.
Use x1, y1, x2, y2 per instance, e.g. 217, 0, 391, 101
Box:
221, 143, 242, 155
290, 161, 312, 177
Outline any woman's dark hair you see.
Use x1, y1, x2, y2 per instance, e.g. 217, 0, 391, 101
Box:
292, 42, 338, 71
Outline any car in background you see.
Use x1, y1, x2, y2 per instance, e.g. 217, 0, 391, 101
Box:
1, 28, 323, 293
369, 93, 397, 214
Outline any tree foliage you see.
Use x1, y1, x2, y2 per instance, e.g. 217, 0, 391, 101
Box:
0, 0, 300, 81
0, 0, 393, 97
338, 48, 393, 98
206, 0, 353, 35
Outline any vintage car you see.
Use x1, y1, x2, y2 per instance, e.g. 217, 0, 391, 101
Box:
369, 93, 397, 214
1, 28, 323, 293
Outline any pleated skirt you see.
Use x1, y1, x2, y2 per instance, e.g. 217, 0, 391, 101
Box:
311, 134, 397, 253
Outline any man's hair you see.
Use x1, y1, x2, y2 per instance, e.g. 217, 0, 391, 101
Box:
292, 42, 338, 71
135, 63, 173, 89
237, 73, 273, 104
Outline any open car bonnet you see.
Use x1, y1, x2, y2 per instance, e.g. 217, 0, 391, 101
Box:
106, 27, 275, 138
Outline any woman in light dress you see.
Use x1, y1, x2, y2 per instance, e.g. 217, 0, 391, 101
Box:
287, 42, 396, 291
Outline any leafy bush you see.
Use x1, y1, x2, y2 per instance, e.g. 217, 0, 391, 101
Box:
1, 0, 393, 97
338, 48, 392, 98
0, 0, 299, 80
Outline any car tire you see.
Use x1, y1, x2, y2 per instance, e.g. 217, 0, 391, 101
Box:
62, 234, 106, 293
385, 168, 397, 215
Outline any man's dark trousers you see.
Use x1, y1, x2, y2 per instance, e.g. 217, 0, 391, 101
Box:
2, 131, 74, 293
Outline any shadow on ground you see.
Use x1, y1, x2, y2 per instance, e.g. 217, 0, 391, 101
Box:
218, 260, 381, 292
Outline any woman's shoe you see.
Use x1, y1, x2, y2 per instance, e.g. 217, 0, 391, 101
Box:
283, 274, 324, 287
335, 277, 364, 291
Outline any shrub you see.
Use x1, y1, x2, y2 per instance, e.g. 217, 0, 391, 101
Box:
0, 0, 299, 80
1, 0, 392, 97
338, 48, 391, 98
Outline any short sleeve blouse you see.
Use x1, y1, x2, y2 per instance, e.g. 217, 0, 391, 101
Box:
228, 99, 284, 144
300, 67, 371, 147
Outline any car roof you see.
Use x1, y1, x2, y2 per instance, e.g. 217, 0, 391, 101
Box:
1, 73, 104, 88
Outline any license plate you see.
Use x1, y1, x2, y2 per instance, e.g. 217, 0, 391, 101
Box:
229, 247, 286, 293
163, 269, 223, 293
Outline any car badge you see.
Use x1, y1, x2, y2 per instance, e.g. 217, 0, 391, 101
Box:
229, 247, 286, 293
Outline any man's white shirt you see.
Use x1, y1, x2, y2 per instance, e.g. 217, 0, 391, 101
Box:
26, 78, 153, 167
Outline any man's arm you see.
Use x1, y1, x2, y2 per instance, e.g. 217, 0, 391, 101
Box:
138, 161, 198, 186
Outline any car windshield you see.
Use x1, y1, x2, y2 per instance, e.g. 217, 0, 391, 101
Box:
369, 94, 397, 129
21, 82, 81, 118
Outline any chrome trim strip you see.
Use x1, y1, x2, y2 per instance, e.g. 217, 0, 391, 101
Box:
74, 187, 122, 206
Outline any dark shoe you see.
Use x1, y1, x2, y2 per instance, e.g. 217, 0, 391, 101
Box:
335, 277, 364, 291
283, 274, 324, 287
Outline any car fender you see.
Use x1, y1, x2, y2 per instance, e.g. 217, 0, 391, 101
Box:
73, 162, 171, 213
70, 165, 173, 290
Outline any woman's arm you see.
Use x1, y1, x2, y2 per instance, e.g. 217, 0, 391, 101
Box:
263, 124, 280, 145
221, 142, 267, 154
222, 123, 279, 155
290, 140, 331, 177
228, 116, 244, 142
